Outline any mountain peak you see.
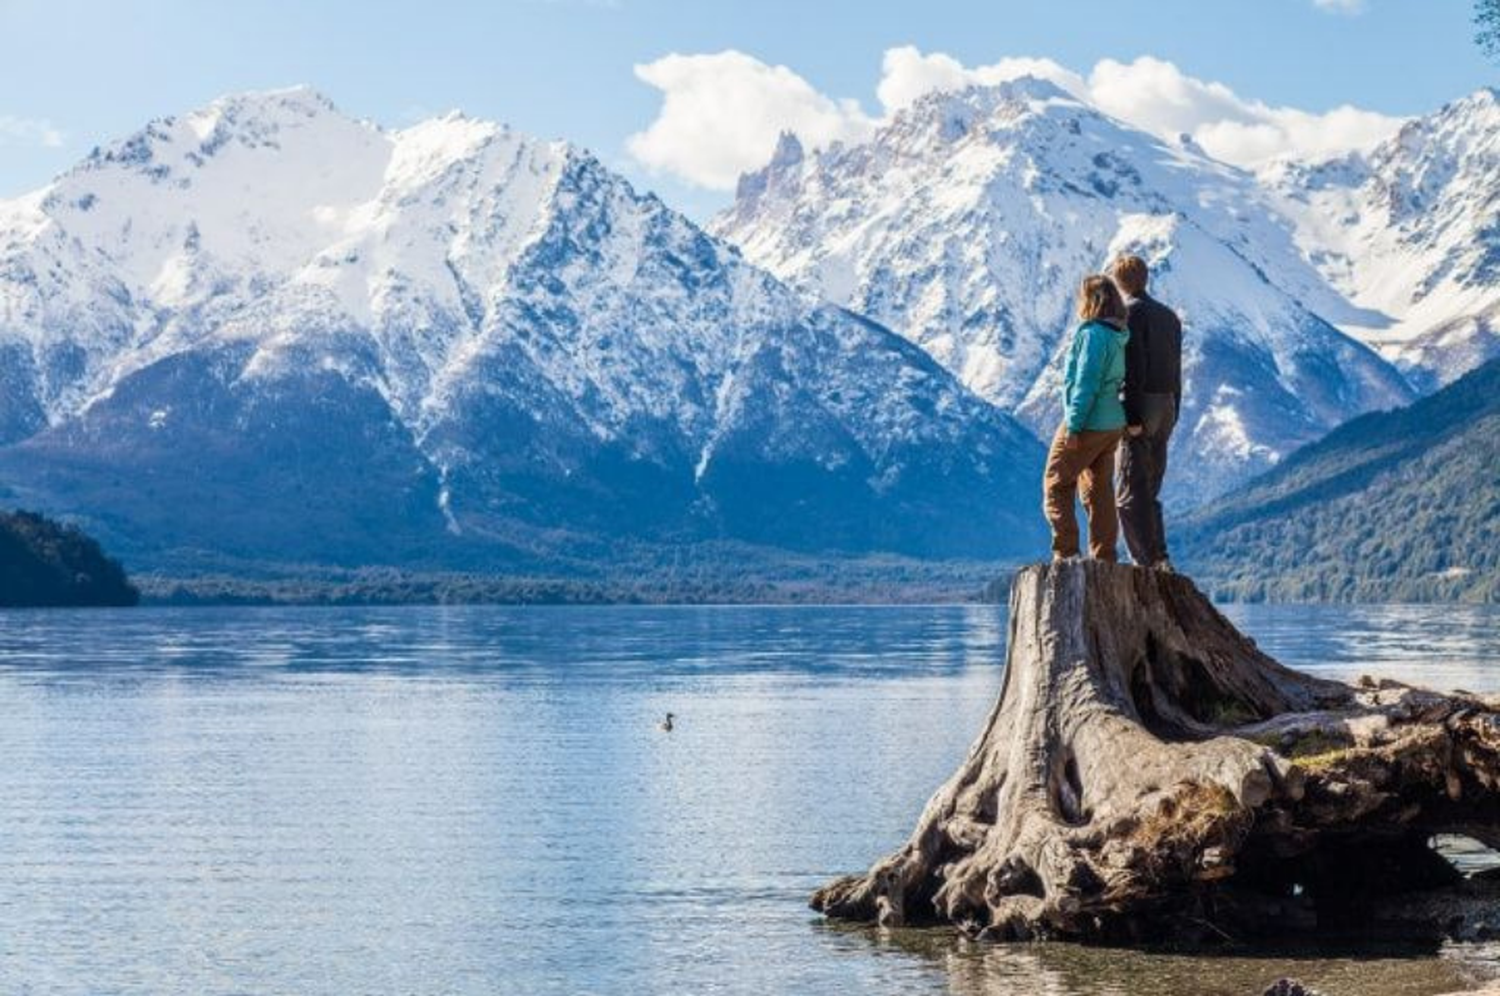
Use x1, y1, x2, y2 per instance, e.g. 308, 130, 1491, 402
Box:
902, 75, 1080, 124
1444, 86, 1500, 124
731, 130, 808, 217
990, 73, 1076, 104
202, 84, 344, 120
768, 130, 805, 169
72, 84, 374, 187
875, 75, 1120, 160
1463, 85, 1500, 106
182, 85, 367, 145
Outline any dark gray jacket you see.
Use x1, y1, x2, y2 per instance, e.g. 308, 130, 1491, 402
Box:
1121, 292, 1182, 425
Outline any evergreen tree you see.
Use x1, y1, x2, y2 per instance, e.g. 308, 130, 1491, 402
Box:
0, 511, 139, 607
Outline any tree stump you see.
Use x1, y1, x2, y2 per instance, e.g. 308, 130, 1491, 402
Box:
814, 560, 1500, 943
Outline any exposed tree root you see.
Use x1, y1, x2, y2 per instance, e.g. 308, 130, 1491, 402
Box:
813, 560, 1500, 943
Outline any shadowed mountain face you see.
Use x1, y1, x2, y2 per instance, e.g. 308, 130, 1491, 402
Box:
713, 78, 1416, 503
0, 88, 1046, 573
1178, 357, 1500, 602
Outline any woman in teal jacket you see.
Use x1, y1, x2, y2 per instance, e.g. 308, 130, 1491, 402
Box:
1043, 275, 1131, 561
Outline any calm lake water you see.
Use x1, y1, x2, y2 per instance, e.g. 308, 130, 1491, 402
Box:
1, 602, 1499, 995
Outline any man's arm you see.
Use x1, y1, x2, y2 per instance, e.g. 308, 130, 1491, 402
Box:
1122, 308, 1147, 428
1168, 308, 1183, 418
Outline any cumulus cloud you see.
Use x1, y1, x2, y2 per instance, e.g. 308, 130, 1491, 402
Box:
1193, 103, 1400, 166
627, 51, 876, 192
0, 114, 64, 149
1085, 56, 1400, 166
627, 47, 1403, 189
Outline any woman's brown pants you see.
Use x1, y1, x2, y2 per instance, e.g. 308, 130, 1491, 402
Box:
1042, 424, 1125, 561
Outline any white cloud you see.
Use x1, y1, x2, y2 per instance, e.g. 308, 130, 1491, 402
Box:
627, 51, 875, 192
627, 47, 1403, 189
1313, 0, 1367, 13
1086, 56, 1400, 167
1193, 103, 1400, 166
0, 115, 64, 149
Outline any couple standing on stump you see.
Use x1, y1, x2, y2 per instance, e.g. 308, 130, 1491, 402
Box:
1043, 254, 1181, 569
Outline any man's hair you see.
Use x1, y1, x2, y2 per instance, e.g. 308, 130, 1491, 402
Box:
1076, 274, 1126, 323
1110, 254, 1149, 296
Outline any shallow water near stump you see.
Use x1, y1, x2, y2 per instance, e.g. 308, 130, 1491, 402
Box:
0, 601, 1497, 995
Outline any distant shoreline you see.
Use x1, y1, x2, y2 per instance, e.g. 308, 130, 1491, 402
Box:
135, 588, 990, 608
122, 569, 1500, 607
131, 564, 1008, 608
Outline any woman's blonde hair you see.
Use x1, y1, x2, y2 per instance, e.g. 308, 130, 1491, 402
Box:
1076, 274, 1126, 323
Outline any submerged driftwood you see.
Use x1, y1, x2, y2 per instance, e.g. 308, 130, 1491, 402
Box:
815, 560, 1500, 943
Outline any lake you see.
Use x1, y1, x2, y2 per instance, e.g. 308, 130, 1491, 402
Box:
1, 602, 1499, 995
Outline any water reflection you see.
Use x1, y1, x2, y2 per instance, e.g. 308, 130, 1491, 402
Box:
834, 926, 1500, 996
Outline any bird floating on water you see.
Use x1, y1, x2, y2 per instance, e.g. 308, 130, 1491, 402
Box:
659, 713, 675, 733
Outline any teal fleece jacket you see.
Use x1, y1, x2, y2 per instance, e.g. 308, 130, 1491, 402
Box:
1062, 319, 1130, 433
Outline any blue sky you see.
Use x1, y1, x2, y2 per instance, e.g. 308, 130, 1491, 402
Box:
0, 0, 1492, 218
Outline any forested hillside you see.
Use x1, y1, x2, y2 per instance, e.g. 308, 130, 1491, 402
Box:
1179, 359, 1500, 602
0, 510, 139, 607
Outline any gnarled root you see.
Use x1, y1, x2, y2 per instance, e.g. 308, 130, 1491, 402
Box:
813, 561, 1500, 943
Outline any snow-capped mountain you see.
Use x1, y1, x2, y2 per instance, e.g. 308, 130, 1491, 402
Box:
1261, 88, 1500, 391
713, 78, 1414, 501
0, 87, 1045, 569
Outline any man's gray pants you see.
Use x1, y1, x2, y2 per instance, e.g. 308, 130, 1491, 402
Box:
1117, 393, 1177, 567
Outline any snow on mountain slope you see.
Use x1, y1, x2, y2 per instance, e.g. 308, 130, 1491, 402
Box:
0, 87, 1046, 567
713, 78, 1413, 502
1261, 88, 1500, 390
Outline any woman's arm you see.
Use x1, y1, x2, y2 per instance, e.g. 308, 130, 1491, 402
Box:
1064, 325, 1108, 433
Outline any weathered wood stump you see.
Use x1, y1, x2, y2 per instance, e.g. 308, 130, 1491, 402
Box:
814, 560, 1500, 943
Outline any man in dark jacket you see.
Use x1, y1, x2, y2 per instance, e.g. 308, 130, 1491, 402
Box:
1110, 255, 1182, 571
